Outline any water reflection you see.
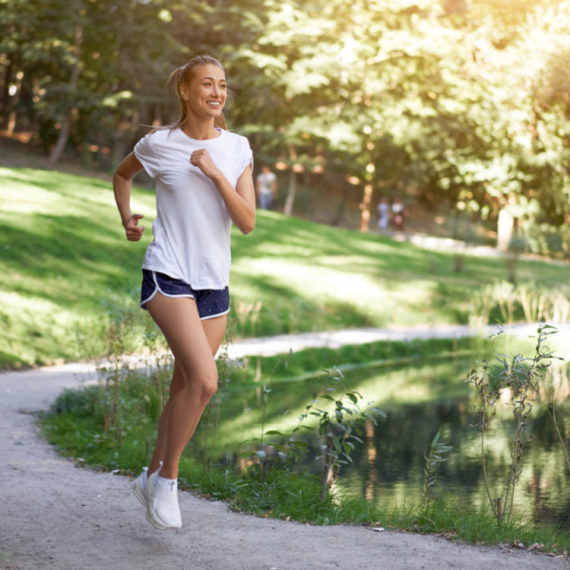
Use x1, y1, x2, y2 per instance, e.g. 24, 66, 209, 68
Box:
190, 353, 570, 529
340, 397, 570, 529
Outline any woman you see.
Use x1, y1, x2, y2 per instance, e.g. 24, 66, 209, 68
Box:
113, 55, 255, 530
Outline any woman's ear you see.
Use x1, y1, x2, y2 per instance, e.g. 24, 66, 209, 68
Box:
179, 83, 189, 101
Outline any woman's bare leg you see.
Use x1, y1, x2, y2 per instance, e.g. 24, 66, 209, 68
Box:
146, 293, 227, 479
147, 359, 185, 476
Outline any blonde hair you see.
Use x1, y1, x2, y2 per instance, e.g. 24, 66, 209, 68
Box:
167, 55, 227, 131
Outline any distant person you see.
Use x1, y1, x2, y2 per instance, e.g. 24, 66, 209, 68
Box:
256, 165, 277, 210
377, 197, 390, 232
113, 56, 255, 530
392, 198, 407, 231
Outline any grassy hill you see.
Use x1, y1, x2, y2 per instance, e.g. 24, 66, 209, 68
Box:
2, 166, 569, 369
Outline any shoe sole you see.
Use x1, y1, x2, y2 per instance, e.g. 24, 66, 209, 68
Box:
146, 505, 181, 530
132, 479, 148, 508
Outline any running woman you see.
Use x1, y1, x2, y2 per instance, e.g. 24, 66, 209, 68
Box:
113, 55, 255, 530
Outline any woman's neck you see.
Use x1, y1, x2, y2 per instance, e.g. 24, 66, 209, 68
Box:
181, 118, 219, 141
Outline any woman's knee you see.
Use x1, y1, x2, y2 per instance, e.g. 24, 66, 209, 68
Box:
178, 363, 218, 401
200, 367, 219, 399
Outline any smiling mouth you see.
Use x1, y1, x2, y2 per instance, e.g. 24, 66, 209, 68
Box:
207, 101, 221, 107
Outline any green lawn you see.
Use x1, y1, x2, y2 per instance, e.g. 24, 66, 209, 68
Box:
2, 166, 569, 368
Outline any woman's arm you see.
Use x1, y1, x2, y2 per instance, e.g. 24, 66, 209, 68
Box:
113, 152, 146, 241
191, 150, 256, 234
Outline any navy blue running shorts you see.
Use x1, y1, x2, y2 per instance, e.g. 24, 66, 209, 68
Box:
140, 269, 230, 321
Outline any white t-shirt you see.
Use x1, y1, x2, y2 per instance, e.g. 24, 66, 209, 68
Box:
134, 127, 253, 289
256, 171, 276, 195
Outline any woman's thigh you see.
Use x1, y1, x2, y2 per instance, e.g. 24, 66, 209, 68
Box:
146, 293, 225, 384
201, 314, 228, 356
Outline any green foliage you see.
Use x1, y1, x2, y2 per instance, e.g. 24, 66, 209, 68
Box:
239, 337, 477, 384
465, 325, 563, 524
422, 429, 452, 504
232, 0, 570, 226
297, 369, 385, 501
2, 0, 570, 229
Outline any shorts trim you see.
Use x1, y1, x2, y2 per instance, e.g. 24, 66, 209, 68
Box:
141, 271, 228, 320
140, 271, 196, 310
152, 271, 196, 302
200, 307, 231, 321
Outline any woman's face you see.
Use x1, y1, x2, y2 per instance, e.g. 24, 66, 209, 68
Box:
180, 64, 227, 121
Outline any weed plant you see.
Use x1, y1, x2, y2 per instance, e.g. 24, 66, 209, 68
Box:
301, 369, 384, 501
422, 429, 452, 504
465, 325, 564, 524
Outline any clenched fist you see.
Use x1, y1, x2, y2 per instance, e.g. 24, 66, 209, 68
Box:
123, 214, 145, 241
190, 149, 221, 181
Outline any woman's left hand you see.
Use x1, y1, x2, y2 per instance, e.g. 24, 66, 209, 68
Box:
190, 149, 221, 181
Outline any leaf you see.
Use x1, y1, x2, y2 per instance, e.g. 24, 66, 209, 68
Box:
288, 440, 309, 448
346, 392, 359, 404
265, 430, 284, 436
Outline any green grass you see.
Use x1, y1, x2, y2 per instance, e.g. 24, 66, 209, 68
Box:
2, 165, 570, 368
237, 336, 477, 381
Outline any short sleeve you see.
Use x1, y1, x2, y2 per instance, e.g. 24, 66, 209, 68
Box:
238, 137, 254, 177
134, 132, 162, 179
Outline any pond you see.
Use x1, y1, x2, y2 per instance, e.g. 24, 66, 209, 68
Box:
189, 349, 570, 529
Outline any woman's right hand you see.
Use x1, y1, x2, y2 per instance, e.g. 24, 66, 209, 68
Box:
123, 214, 145, 241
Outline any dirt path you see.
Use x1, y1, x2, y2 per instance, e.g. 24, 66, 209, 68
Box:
1, 355, 568, 569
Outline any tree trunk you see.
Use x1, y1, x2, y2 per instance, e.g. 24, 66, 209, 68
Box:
497, 207, 514, 252
284, 169, 297, 216
1, 55, 14, 126
359, 183, 373, 232
284, 144, 298, 216
49, 25, 82, 166
331, 179, 350, 226
5, 70, 23, 136
112, 112, 139, 169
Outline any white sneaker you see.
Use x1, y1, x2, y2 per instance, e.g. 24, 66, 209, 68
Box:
131, 467, 149, 508
146, 471, 182, 530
